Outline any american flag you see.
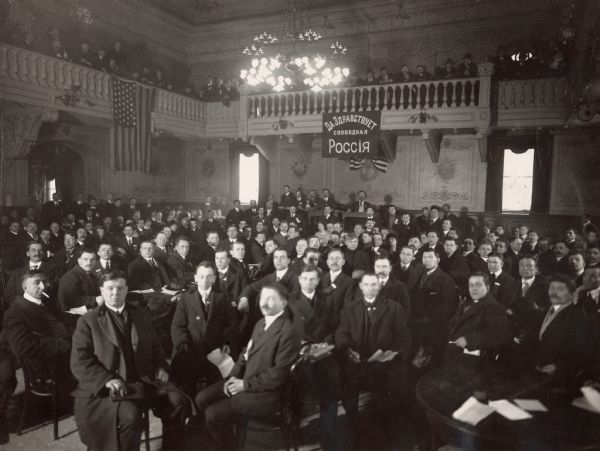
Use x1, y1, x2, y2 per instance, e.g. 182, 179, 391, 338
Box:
111, 75, 156, 172
349, 158, 389, 173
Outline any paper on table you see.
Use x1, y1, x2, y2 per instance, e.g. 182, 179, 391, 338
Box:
161, 288, 180, 296
452, 396, 495, 426
489, 400, 533, 420
131, 289, 155, 294
572, 396, 600, 414
463, 348, 481, 356
514, 399, 548, 412
207, 348, 235, 377
68, 306, 88, 315
582, 386, 600, 413
367, 349, 398, 362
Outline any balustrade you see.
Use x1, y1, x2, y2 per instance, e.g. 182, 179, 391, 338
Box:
496, 78, 566, 109
247, 77, 483, 118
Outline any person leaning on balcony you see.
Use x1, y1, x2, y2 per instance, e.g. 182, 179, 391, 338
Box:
458, 53, 478, 77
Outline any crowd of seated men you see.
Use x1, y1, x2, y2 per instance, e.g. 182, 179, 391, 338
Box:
0, 185, 599, 449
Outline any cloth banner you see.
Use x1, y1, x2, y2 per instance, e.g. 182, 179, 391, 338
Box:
322, 111, 381, 159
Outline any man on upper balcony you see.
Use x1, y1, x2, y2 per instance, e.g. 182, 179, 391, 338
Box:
280, 185, 295, 209
458, 53, 478, 78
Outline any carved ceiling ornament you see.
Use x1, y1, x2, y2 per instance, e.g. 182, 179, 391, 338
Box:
2, 108, 59, 160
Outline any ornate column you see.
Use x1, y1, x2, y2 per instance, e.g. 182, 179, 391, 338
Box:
0, 107, 58, 206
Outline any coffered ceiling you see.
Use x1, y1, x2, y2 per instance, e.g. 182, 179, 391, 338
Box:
140, 0, 382, 25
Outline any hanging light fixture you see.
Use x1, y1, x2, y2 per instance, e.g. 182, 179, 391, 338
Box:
239, 0, 349, 93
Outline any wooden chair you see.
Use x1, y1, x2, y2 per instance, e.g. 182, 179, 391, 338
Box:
86, 407, 151, 451
17, 358, 59, 440
236, 354, 307, 451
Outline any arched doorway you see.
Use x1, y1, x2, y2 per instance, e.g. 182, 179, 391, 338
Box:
28, 140, 85, 204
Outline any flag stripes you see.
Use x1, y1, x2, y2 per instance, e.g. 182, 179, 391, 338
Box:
111, 75, 155, 172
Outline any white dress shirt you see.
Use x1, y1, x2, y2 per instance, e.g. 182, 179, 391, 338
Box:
264, 309, 285, 330
23, 292, 42, 306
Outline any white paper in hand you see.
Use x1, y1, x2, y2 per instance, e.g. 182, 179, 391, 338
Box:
452, 396, 495, 426
207, 348, 235, 378
489, 400, 533, 420
68, 306, 88, 315
514, 399, 548, 412
582, 386, 600, 413
367, 349, 384, 362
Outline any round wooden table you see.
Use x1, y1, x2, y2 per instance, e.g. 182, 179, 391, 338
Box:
416, 363, 600, 451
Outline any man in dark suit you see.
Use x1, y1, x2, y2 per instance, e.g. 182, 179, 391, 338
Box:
41, 193, 64, 227
336, 273, 411, 434
3, 270, 72, 379
51, 231, 83, 278
214, 249, 245, 303
578, 267, 600, 317
416, 231, 444, 264
513, 257, 550, 339
412, 249, 458, 368
289, 265, 343, 451
237, 248, 299, 313
468, 241, 492, 274
316, 188, 341, 211
195, 283, 301, 450
394, 212, 416, 246
365, 256, 411, 316
542, 240, 571, 276
445, 272, 511, 366
392, 246, 424, 294
229, 241, 252, 284
5, 242, 56, 304
91, 243, 122, 282
58, 249, 101, 311
487, 252, 517, 311
200, 211, 222, 239
279, 184, 295, 208
522, 274, 590, 386
440, 237, 470, 293
71, 271, 189, 451
504, 236, 523, 278
225, 200, 244, 227
248, 232, 267, 266
342, 234, 370, 276
349, 190, 373, 213
114, 224, 140, 263
166, 236, 195, 290
171, 262, 237, 393
127, 241, 172, 291
70, 192, 89, 221
321, 248, 355, 312
153, 231, 171, 266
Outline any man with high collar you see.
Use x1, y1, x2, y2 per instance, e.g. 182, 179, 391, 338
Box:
350, 190, 372, 213
127, 241, 171, 291
513, 257, 549, 339
321, 248, 355, 311
225, 200, 243, 227
486, 252, 517, 311
171, 262, 237, 393
370, 256, 411, 316
71, 271, 189, 451
5, 242, 56, 304
166, 236, 195, 290
214, 249, 244, 303
342, 234, 370, 277
440, 236, 470, 292
195, 284, 301, 450
92, 243, 121, 281
392, 245, 424, 293
336, 273, 411, 438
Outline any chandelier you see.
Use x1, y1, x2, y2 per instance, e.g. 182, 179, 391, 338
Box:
239, 0, 349, 93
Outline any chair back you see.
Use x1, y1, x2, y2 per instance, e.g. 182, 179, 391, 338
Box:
280, 354, 308, 429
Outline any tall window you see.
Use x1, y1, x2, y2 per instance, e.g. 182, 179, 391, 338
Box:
46, 178, 57, 202
502, 148, 534, 213
238, 153, 259, 204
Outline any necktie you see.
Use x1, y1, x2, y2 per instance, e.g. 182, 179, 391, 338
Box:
106, 260, 111, 269
276, 275, 282, 282
31, 264, 39, 270
127, 237, 132, 246
419, 273, 429, 290
402, 265, 408, 272
521, 281, 529, 297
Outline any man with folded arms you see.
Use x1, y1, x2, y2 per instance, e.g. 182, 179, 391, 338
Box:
195, 284, 300, 450
71, 271, 189, 451
171, 262, 237, 394
289, 265, 342, 451
335, 273, 411, 441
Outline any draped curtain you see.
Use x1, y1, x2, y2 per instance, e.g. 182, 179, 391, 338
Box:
485, 135, 553, 213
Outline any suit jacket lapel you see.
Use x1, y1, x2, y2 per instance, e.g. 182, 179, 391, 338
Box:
369, 296, 389, 327
129, 309, 141, 353
97, 309, 122, 349
249, 315, 282, 357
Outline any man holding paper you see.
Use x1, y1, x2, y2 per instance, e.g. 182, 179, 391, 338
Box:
195, 283, 300, 450
171, 262, 237, 394
335, 272, 411, 438
289, 264, 342, 451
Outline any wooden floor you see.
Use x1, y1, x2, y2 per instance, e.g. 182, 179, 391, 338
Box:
3, 386, 427, 451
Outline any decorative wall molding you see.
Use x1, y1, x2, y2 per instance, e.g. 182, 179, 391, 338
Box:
1, 107, 58, 159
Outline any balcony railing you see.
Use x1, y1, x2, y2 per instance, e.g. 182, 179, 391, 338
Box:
246, 74, 489, 119
496, 78, 566, 109
0, 42, 205, 128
